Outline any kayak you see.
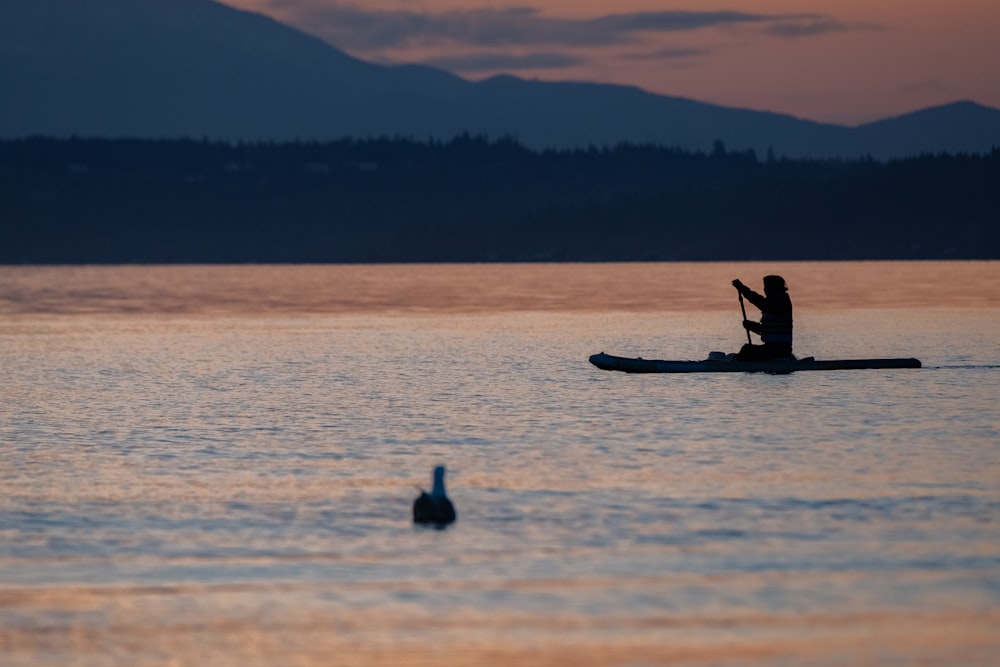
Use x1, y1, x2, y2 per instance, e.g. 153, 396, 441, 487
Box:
589, 352, 921, 374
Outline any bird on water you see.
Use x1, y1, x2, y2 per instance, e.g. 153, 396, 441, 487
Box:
413, 465, 456, 527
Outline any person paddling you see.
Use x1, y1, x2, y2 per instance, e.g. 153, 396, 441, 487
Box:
731, 275, 793, 361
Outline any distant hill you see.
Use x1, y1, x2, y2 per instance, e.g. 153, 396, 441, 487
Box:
2, 0, 1000, 159
851, 101, 1000, 159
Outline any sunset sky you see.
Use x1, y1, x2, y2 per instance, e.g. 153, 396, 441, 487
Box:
221, 0, 1000, 125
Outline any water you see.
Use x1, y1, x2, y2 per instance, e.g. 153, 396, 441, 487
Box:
1, 262, 998, 666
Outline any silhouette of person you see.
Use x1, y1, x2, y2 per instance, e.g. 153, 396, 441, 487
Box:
731, 275, 793, 361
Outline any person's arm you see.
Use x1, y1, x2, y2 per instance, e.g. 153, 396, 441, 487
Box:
732, 279, 767, 310
743, 319, 762, 334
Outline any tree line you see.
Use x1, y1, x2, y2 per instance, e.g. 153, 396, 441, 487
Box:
1, 136, 997, 263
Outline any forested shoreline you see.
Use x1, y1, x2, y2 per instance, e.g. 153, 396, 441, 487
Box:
2, 136, 997, 263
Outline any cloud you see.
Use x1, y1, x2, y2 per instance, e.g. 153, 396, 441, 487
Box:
591, 10, 778, 35
253, 2, 864, 51
764, 18, 886, 38
621, 47, 711, 61
416, 52, 584, 73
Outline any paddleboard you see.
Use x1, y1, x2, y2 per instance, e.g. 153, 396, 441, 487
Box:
589, 352, 921, 374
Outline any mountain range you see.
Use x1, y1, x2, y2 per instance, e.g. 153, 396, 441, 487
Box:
3, 0, 1000, 159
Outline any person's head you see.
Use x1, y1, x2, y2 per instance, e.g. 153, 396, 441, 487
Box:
763, 275, 787, 295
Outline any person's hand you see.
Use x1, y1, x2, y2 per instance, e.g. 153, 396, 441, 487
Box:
742, 319, 754, 329
732, 279, 744, 289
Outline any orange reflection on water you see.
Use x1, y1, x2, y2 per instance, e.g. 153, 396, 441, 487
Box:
1, 261, 997, 316
0, 581, 996, 667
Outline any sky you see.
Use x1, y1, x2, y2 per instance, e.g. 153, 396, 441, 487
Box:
221, 0, 1000, 125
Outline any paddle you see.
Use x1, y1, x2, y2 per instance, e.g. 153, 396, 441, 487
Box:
738, 291, 752, 345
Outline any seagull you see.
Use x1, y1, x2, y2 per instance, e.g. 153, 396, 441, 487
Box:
413, 465, 456, 527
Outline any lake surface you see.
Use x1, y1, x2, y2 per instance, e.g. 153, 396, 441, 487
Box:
1, 261, 998, 666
